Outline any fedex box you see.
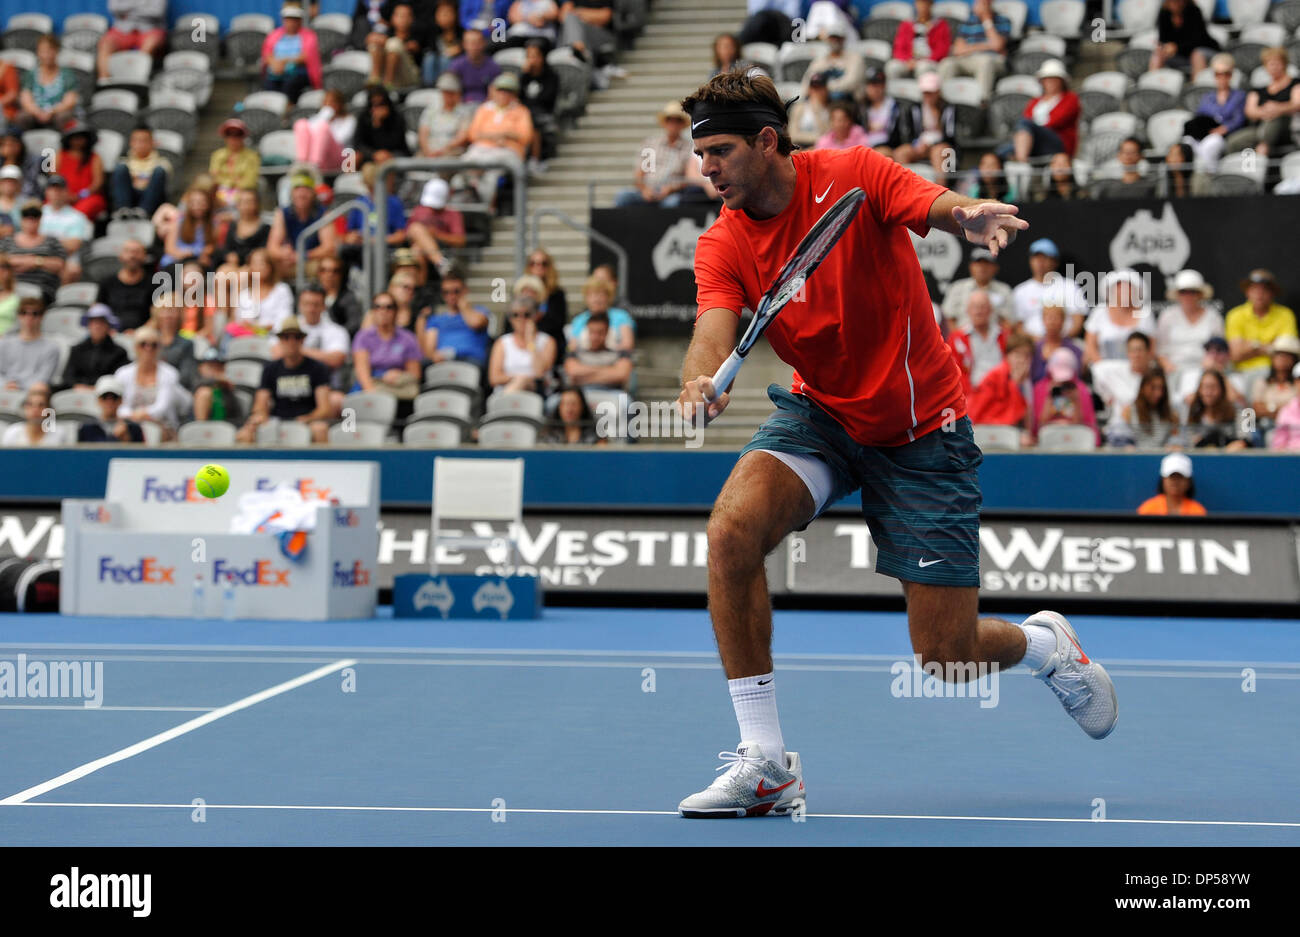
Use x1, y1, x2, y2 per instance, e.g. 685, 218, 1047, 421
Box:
60, 460, 380, 620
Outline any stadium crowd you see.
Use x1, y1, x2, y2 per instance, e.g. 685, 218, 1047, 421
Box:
0, 0, 1298, 450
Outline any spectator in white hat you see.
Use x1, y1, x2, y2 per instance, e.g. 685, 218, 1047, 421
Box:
999, 60, 1079, 162
0, 164, 24, 235
1251, 334, 1300, 423
1138, 453, 1206, 516
76, 375, 145, 443
1157, 269, 1223, 379
1085, 269, 1152, 365
407, 177, 466, 276
801, 20, 864, 102
0, 383, 60, 447
614, 101, 697, 207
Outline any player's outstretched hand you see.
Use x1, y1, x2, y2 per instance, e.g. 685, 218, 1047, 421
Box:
951, 202, 1029, 258
678, 375, 730, 426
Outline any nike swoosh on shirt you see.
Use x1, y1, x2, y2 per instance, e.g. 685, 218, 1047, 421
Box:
918, 558, 945, 568
814, 182, 834, 203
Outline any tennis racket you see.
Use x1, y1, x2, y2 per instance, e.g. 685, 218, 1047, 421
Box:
705, 186, 866, 403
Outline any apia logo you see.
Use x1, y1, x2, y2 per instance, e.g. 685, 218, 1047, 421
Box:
212, 559, 291, 586
651, 214, 715, 281
472, 580, 514, 619
141, 477, 204, 502
909, 226, 963, 288
332, 560, 371, 587
255, 477, 334, 502
414, 578, 454, 617
98, 556, 175, 584
334, 509, 360, 527
82, 505, 112, 523
1110, 203, 1189, 276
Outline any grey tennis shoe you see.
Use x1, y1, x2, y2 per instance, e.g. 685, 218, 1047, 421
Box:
1024, 610, 1119, 739
678, 742, 805, 818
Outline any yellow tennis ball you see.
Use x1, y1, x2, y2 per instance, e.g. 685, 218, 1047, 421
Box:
196, 464, 230, 499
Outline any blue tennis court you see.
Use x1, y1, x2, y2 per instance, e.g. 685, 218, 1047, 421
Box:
1, 607, 1297, 846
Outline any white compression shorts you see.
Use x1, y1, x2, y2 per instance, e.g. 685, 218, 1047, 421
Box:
754, 448, 836, 516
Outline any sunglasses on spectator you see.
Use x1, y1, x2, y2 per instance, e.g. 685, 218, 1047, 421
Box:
23, 398, 44, 407
1214, 70, 1232, 76
441, 286, 464, 294
135, 341, 158, 348
509, 312, 531, 319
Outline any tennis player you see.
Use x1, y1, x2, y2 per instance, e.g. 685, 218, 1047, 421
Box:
676, 71, 1118, 818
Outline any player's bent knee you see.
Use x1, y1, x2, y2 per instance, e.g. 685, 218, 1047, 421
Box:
706, 512, 769, 571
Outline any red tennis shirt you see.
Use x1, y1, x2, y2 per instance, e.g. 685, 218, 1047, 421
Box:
694, 146, 967, 447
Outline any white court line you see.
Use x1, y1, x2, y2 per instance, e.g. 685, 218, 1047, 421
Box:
0, 659, 355, 806
3, 642, 1298, 670
0, 705, 215, 712
6, 802, 1300, 828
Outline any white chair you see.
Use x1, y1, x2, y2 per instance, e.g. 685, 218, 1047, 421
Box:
341, 391, 398, 428
177, 421, 238, 446
741, 42, 780, 77
995, 74, 1043, 97
56, 283, 98, 308
100, 51, 152, 93
1280, 151, 1300, 180
1017, 34, 1066, 56
403, 421, 462, 448
1229, 0, 1272, 26
1037, 424, 1096, 451
934, 1, 972, 21
227, 335, 273, 361
413, 390, 473, 431
1138, 67, 1185, 96
94, 129, 124, 171
106, 218, 155, 246
1040, 0, 1085, 38
483, 391, 545, 427
993, 1, 1029, 39
61, 13, 109, 52
941, 76, 984, 106
973, 424, 1022, 451
1147, 109, 1193, 151
256, 419, 313, 447
1250, 63, 1299, 87
871, 2, 914, 19
775, 42, 823, 82
225, 360, 265, 390
423, 361, 482, 396
258, 130, 298, 167
476, 420, 538, 449
889, 77, 921, 104
1126, 29, 1159, 50
51, 388, 99, 420
430, 457, 524, 574
1117, 0, 1161, 30
0, 49, 35, 73
42, 308, 87, 338
112, 332, 136, 362
1081, 71, 1132, 98
858, 39, 893, 65
4, 13, 53, 52
322, 49, 372, 97
1091, 111, 1141, 137
329, 423, 387, 446
0, 387, 26, 417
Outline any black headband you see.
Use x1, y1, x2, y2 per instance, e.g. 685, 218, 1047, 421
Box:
688, 99, 793, 138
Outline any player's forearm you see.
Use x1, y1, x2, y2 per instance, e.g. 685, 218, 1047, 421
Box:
681, 333, 731, 387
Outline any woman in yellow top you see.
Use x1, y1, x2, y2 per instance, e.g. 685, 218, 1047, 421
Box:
208, 120, 262, 212
1137, 452, 1207, 516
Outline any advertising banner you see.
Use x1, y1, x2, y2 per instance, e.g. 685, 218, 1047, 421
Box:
10, 506, 1297, 606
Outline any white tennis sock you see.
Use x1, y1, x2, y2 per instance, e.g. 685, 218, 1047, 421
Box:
1019, 624, 1058, 672
729, 673, 786, 768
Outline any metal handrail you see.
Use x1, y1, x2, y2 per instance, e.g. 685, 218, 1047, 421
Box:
531, 207, 629, 307
374, 157, 527, 301
295, 197, 367, 293
585, 175, 639, 215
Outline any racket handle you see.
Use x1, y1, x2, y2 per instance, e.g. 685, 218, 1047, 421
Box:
707, 350, 744, 401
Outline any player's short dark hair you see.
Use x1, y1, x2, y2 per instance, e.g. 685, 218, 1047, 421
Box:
681, 71, 795, 156
587, 311, 610, 327
1126, 331, 1151, 350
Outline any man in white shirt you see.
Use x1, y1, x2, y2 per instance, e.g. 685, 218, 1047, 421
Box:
1091, 331, 1154, 423
1011, 238, 1087, 339
943, 248, 1013, 331
273, 282, 351, 404
38, 176, 92, 283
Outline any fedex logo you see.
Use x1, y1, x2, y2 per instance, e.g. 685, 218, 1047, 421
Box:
255, 477, 334, 502
142, 477, 204, 502
98, 556, 175, 584
334, 509, 360, 528
82, 505, 112, 523
213, 559, 291, 587
332, 561, 371, 587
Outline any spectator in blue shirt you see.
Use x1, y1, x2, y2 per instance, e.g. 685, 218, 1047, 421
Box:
936, 0, 1011, 101
462, 0, 513, 36
419, 268, 491, 368
1185, 53, 1247, 171
341, 161, 408, 272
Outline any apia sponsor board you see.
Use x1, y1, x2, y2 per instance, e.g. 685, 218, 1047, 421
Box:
8, 508, 1299, 604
